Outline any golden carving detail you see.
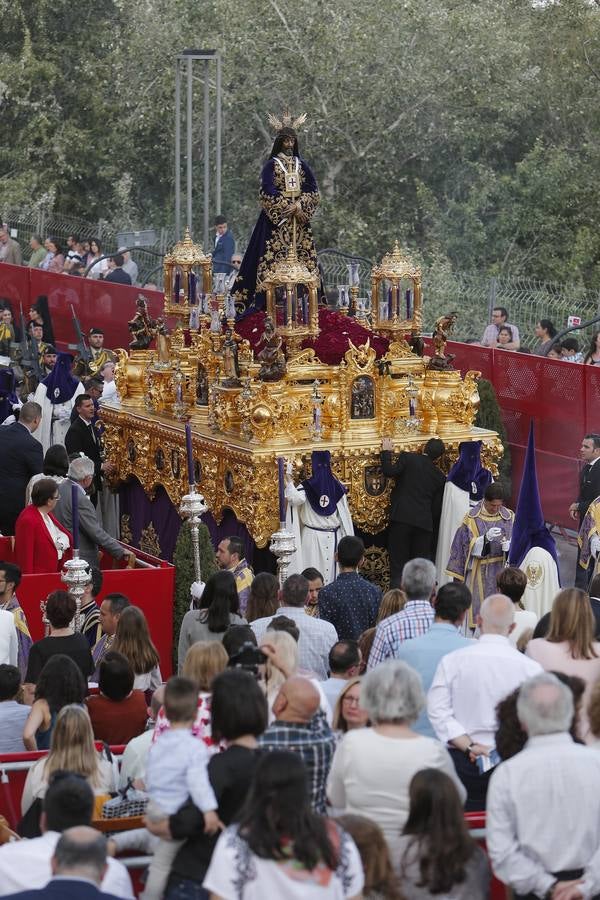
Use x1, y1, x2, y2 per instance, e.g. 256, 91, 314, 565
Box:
101, 233, 504, 548
139, 522, 162, 558
361, 545, 391, 593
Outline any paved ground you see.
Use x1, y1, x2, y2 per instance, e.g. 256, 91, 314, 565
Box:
550, 526, 579, 587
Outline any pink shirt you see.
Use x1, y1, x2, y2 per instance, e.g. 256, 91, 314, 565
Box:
526, 638, 600, 743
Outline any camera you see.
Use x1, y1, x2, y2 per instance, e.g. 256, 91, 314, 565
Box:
228, 641, 267, 675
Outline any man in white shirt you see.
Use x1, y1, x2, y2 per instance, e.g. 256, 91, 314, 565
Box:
0, 771, 133, 898
0, 609, 17, 667
479, 306, 520, 350
427, 593, 542, 810
320, 640, 362, 711
118, 687, 164, 789
251, 574, 338, 680
487, 673, 600, 900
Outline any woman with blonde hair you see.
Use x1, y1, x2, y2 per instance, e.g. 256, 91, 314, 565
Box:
527, 588, 600, 742
21, 704, 115, 815
153, 640, 228, 749
377, 588, 407, 623
259, 629, 331, 724
332, 677, 369, 735
358, 588, 407, 672
112, 605, 161, 692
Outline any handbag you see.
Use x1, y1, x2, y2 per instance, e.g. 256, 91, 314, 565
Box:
101, 778, 149, 819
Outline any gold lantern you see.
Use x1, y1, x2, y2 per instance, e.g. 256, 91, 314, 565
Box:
163, 227, 212, 326
262, 246, 320, 354
371, 241, 422, 338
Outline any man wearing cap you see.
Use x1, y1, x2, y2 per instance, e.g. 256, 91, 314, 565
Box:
73, 328, 116, 378
33, 353, 85, 453
212, 215, 236, 275
41, 345, 57, 376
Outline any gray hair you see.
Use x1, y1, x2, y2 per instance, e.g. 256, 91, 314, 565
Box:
68, 455, 95, 482
517, 673, 573, 736
401, 558, 436, 601
361, 659, 424, 724
480, 594, 514, 635
53, 826, 107, 883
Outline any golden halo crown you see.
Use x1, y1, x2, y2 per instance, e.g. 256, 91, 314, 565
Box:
267, 107, 307, 133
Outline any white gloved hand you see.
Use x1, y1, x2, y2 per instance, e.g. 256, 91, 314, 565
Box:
190, 580, 205, 610
501, 539, 511, 553
591, 536, 600, 558
472, 535, 485, 558
56, 406, 71, 420
485, 527, 503, 541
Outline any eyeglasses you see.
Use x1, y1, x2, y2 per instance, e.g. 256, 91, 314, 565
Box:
342, 695, 361, 706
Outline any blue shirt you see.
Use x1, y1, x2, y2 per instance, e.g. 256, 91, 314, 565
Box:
396, 622, 473, 738
318, 571, 382, 641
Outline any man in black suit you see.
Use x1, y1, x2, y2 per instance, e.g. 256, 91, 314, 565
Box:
381, 437, 446, 587
3, 827, 124, 900
104, 253, 132, 286
570, 433, 600, 588
0, 401, 42, 535
64, 393, 105, 499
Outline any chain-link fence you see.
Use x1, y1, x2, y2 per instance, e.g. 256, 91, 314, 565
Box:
2, 208, 174, 288
4, 211, 600, 351
318, 249, 600, 351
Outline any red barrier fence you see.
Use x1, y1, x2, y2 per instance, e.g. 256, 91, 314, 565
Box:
0, 538, 175, 678
445, 340, 598, 528
0, 263, 164, 351
1, 264, 594, 528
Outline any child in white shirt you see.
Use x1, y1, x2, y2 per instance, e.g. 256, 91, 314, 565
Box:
142, 676, 220, 899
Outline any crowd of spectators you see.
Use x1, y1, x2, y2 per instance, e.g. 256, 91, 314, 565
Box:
477, 305, 599, 364
0, 224, 140, 286
1, 539, 600, 898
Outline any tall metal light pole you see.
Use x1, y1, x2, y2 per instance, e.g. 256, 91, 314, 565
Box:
174, 49, 222, 248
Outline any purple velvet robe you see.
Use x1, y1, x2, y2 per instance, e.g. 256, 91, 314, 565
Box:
231, 155, 320, 311
446, 503, 514, 626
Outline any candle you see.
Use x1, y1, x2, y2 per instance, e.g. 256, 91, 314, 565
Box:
387, 285, 392, 318
406, 289, 411, 319
71, 481, 79, 550
302, 294, 308, 324
409, 398, 415, 417
189, 272, 197, 304
277, 457, 285, 523
174, 271, 181, 304
185, 422, 195, 485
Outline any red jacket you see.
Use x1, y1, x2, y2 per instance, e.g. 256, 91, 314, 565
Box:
14, 504, 73, 574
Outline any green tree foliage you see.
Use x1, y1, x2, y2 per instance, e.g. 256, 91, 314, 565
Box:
475, 378, 512, 496
172, 520, 217, 667
3, 0, 600, 286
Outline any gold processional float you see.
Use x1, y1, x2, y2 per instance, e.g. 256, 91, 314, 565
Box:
101, 230, 503, 585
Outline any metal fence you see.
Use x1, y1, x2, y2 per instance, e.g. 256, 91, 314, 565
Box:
318, 249, 600, 351
4, 210, 600, 351
2, 208, 175, 288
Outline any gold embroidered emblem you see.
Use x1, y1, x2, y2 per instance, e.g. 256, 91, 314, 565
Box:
525, 562, 543, 588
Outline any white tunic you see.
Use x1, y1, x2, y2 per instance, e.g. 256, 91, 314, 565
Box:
519, 546, 560, 620
32, 381, 85, 454
435, 481, 470, 587
285, 482, 354, 585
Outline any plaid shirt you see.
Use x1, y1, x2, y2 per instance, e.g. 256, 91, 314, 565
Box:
251, 607, 338, 680
259, 711, 335, 813
367, 600, 434, 669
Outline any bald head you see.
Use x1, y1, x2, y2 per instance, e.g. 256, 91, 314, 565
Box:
51, 826, 108, 884
272, 676, 320, 723
479, 593, 515, 635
